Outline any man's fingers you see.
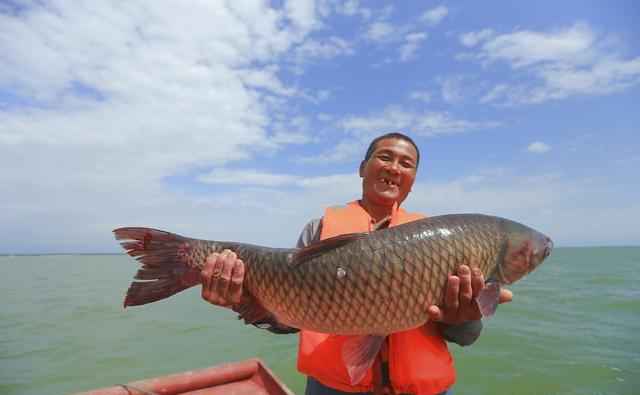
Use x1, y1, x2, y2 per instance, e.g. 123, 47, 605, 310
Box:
227, 259, 245, 305
210, 252, 225, 287
427, 305, 442, 322
499, 288, 513, 304
201, 253, 219, 303
457, 265, 472, 304
443, 275, 460, 314
470, 267, 485, 299
216, 250, 237, 300
200, 250, 247, 307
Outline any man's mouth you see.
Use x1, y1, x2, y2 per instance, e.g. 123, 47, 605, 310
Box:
380, 178, 399, 187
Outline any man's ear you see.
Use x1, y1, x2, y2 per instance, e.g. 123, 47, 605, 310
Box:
359, 160, 365, 177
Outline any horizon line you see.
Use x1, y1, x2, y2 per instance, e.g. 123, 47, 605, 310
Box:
2, 244, 639, 256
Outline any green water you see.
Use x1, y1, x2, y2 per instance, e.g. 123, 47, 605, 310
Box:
1, 247, 638, 394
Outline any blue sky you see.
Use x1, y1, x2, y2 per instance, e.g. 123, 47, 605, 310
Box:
1, 1, 639, 253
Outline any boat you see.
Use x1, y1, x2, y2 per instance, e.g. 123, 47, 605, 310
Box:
73, 358, 295, 395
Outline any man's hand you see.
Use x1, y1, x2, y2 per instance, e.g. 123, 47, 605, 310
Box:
200, 249, 246, 307
427, 265, 513, 323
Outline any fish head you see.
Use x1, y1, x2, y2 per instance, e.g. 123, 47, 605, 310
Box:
499, 219, 553, 284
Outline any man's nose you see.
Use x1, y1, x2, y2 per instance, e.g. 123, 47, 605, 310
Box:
387, 159, 400, 173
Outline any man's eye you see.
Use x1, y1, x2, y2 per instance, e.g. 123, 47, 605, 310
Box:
401, 161, 415, 168
378, 155, 391, 161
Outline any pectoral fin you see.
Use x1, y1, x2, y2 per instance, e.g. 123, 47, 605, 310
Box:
476, 280, 501, 317
341, 335, 385, 385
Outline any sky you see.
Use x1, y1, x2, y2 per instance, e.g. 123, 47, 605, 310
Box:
1, 0, 639, 253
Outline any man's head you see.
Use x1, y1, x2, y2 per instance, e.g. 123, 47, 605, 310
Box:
363, 132, 420, 166
359, 132, 420, 208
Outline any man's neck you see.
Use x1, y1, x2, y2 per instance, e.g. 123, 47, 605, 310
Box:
358, 199, 396, 224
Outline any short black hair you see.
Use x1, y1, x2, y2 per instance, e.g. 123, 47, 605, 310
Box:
363, 132, 420, 166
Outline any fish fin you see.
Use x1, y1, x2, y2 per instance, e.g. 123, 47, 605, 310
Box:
232, 297, 274, 324
476, 280, 501, 317
113, 227, 200, 307
231, 298, 299, 334
341, 335, 386, 386
294, 232, 372, 264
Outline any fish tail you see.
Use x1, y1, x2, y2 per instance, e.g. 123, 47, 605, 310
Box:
113, 227, 201, 308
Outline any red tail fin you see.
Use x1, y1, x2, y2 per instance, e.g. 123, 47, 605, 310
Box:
113, 227, 201, 308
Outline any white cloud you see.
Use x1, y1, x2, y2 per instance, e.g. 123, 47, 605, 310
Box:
317, 112, 334, 122
339, 0, 360, 16
358, 7, 373, 20
461, 22, 640, 105
478, 22, 596, 68
283, 0, 320, 33
273, 131, 311, 145
295, 173, 360, 189
0, 1, 339, 252
419, 6, 448, 26
296, 107, 501, 164
240, 66, 297, 96
338, 106, 501, 138
399, 32, 427, 61
616, 156, 638, 164
459, 29, 494, 47
362, 21, 398, 43
198, 168, 359, 188
295, 138, 364, 164
409, 168, 564, 228
408, 89, 433, 101
406, 32, 428, 43
291, 36, 353, 66
436, 75, 474, 104
359, 5, 445, 63
199, 169, 300, 186
526, 141, 551, 154
271, 115, 312, 144
316, 89, 331, 101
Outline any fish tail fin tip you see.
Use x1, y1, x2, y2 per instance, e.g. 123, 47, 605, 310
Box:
113, 227, 198, 307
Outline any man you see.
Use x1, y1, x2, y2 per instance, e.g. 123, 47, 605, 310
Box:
200, 133, 513, 394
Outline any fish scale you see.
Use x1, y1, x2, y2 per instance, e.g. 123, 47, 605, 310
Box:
115, 213, 552, 336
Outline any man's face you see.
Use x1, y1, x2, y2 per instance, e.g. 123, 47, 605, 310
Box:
359, 137, 418, 207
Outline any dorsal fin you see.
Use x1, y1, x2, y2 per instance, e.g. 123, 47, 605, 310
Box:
294, 232, 372, 264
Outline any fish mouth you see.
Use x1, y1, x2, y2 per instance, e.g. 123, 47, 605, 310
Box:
544, 237, 553, 257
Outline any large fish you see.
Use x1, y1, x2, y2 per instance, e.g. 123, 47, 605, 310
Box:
114, 214, 552, 384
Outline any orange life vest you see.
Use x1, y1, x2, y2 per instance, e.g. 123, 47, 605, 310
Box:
297, 201, 456, 394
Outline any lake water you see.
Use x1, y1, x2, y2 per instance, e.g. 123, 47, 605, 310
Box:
1, 247, 638, 394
